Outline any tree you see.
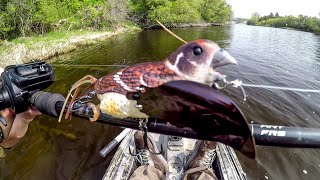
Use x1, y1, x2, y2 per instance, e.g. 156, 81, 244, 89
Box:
247, 12, 260, 25
269, 12, 274, 18
200, 0, 233, 23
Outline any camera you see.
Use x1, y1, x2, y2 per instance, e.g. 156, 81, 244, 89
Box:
0, 61, 54, 113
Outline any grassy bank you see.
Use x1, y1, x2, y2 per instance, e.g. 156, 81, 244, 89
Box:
0, 25, 140, 67
247, 13, 320, 35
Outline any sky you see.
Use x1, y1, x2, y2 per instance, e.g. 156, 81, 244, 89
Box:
226, 0, 320, 18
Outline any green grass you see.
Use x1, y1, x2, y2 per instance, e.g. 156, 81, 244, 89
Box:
12, 30, 101, 46
10, 22, 140, 45
6, 25, 139, 48
0, 25, 140, 66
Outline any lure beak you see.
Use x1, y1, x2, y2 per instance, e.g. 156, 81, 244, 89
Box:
210, 49, 237, 68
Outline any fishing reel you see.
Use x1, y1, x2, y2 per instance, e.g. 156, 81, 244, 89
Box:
0, 61, 54, 114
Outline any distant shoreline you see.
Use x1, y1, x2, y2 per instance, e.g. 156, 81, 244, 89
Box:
248, 24, 320, 35
246, 15, 320, 36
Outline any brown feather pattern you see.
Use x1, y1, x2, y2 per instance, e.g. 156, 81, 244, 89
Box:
94, 61, 182, 95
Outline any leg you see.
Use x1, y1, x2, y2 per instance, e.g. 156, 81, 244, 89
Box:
182, 166, 217, 180
129, 165, 164, 180
184, 140, 218, 180
130, 131, 167, 180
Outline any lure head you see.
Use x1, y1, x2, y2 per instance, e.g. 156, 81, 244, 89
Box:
165, 39, 237, 85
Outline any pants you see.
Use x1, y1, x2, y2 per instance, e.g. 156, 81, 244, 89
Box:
129, 165, 217, 180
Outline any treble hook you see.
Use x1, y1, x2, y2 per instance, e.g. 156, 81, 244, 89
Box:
141, 123, 163, 155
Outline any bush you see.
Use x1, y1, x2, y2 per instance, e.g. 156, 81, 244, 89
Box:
247, 12, 320, 35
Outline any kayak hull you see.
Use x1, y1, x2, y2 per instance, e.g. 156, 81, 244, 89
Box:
103, 130, 247, 180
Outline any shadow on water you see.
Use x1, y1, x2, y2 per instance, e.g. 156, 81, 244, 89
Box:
1, 25, 320, 180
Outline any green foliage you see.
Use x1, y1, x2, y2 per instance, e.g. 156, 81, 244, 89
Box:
131, 0, 232, 26
247, 12, 320, 35
200, 0, 233, 23
0, 0, 233, 40
0, 0, 129, 40
247, 12, 260, 25
148, 0, 202, 24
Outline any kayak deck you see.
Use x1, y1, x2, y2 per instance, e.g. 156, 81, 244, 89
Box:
103, 130, 246, 180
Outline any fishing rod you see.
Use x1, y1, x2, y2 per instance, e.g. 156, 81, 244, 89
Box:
1, 61, 320, 158
30, 88, 320, 158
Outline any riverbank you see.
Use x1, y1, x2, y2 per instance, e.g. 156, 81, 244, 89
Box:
0, 26, 140, 67
248, 24, 320, 35
247, 15, 320, 36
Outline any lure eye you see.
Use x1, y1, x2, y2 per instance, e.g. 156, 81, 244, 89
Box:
132, 93, 140, 100
192, 47, 202, 56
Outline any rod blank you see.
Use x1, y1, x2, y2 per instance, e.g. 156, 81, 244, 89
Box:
251, 124, 320, 148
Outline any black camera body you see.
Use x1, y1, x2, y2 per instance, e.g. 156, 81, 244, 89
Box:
0, 61, 54, 113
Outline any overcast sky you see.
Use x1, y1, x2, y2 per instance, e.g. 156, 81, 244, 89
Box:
226, 0, 320, 18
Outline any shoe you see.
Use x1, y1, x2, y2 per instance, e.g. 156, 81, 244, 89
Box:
185, 140, 217, 169
133, 131, 168, 173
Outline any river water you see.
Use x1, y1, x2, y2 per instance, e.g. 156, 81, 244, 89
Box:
1, 24, 320, 180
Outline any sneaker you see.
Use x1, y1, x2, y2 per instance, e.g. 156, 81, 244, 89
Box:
133, 131, 168, 173
185, 140, 217, 169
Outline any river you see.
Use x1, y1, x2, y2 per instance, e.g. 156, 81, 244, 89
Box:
1, 24, 320, 180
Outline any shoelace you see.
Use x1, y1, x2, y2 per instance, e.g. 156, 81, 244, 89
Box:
135, 149, 150, 165
201, 149, 217, 168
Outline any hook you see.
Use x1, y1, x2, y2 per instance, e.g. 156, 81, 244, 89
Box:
141, 125, 163, 155
214, 78, 228, 89
130, 119, 163, 156
129, 132, 163, 156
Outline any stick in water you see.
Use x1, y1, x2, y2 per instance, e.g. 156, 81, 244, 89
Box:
155, 20, 187, 44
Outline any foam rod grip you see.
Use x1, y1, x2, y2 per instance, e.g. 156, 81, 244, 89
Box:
30, 91, 65, 117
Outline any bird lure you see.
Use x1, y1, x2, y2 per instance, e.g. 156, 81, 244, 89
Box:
57, 21, 257, 158
58, 38, 237, 122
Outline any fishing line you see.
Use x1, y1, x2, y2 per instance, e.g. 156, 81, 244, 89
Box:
229, 79, 320, 93
241, 83, 320, 93
237, 72, 320, 84
217, 79, 320, 101
53, 64, 129, 68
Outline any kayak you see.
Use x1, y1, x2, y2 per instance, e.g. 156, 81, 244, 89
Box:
102, 130, 246, 180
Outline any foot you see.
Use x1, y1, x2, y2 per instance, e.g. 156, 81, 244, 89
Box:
185, 140, 217, 169
133, 131, 168, 174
